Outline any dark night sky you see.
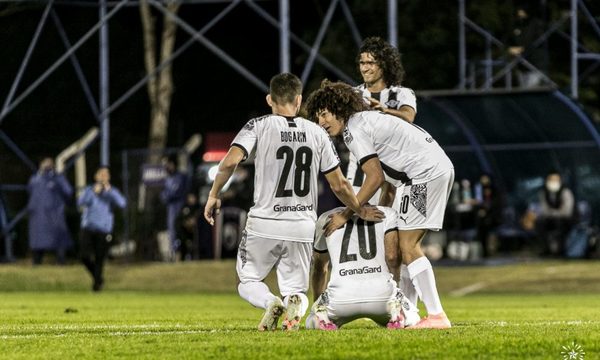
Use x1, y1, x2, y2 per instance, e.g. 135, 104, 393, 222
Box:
0, 1, 377, 184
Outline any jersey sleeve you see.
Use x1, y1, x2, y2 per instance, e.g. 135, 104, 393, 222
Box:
319, 129, 340, 174
394, 87, 417, 113
344, 118, 377, 166
231, 119, 258, 161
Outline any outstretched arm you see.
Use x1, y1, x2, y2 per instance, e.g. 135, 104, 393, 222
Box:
203, 146, 245, 225
323, 158, 385, 236
324, 167, 384, 225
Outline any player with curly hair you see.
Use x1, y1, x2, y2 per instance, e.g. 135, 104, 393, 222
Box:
347, 37, 418, 234
306, 80, 454, 329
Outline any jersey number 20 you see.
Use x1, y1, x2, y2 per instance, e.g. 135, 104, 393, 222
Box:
275, 146, 312, 197
339, 219, 377, 263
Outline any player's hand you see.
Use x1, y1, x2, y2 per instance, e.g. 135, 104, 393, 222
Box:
324, 211, 350, 237
368, 97, 384, 111
357, 205, 385, 222
203, 195, 221, 226
93, 183, 103, 194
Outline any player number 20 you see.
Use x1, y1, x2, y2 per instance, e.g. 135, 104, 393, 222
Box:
275, 146, 312, 197
339, 219, 377, 263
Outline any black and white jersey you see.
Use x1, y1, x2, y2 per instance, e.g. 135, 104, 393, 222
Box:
344, 111, 453, 187
314, 206, 398, 303
348, 85, 417, 190
232, 114, 340, 242
355, 84, 417, 113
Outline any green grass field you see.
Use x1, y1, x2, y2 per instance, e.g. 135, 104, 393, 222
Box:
1, 260, 598, 359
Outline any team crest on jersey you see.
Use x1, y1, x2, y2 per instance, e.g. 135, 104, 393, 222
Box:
238, 230, 248, 268
343, 127, 353, 144
385, 99, 400, 109
410, 184, 427, 217
243, 119, 255, 131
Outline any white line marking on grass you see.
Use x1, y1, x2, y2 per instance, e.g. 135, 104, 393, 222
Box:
109, 330, 208, 336
484, 320, 598, 327
449, 282, 487, 297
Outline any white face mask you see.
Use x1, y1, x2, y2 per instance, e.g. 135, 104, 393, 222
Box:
546, 181, 561, 192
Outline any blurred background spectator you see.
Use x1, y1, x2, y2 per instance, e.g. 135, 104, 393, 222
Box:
78, 167, 127, 291
534, 170, 576, 257
26, 157, 73, 265
176, 192, 201, 261
473, 174, 504, 258
160, 155, 190, 261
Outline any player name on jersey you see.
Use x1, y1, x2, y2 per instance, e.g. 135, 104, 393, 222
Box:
280, 130, 307, 143
338, 265, 382, 276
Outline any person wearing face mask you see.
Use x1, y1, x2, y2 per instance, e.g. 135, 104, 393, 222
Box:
26, 157, 74, 265
535, 171, 575, 257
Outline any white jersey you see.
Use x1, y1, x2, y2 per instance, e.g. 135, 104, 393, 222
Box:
344, 111, 453, 187
355, 84, 417, 113
314, 206, 398, 304
347, 85, 417, 203
232, 114, 340, 242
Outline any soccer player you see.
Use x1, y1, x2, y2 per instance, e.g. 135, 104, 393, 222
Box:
348, 36, 417, 206
306, 206, 420, 330
204, 73, 383, 331
305, 80, 454, 329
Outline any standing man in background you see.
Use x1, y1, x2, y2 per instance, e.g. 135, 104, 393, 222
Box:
78, 167, 126, 291
161, 155, 189, 260
27, 157, 73, 265
204, 73, 383, 332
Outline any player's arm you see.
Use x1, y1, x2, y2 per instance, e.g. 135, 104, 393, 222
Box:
337, 156, 385, 219
381, 105, 415, 123
203, 146, 245, 225
384, 229, 400, 282
378, 181, 397, 207
323, 167, 383, 221
311, 251, 330, 301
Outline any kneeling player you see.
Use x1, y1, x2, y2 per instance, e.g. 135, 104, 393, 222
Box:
306, 206, 419, 330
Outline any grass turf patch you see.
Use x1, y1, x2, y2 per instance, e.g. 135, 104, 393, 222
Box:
0, 260, 599, 359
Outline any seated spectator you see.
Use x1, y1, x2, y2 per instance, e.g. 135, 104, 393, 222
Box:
176, 193, 200, 261
473, 174, 503, 257
535, 171, 575, 256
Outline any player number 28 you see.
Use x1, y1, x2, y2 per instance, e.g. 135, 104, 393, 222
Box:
275, 146, 312, 198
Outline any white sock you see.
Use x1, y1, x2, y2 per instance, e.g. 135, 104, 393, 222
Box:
238, 282, 279, 309
407, 256, 444, 315
399, 264, 418, 306
283, 293, 310, 316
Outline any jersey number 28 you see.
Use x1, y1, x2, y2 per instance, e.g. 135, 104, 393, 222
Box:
275, 145, 312, 197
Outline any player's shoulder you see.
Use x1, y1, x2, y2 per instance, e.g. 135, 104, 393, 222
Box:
241, 114, 273, 131
389, 85, 416, 98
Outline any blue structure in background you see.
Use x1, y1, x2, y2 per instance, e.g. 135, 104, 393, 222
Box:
418, 89, 600, 221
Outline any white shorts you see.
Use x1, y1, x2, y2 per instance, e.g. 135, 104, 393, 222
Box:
394, 169, 454, 231
236, 230, 312, 297
308, 289, 398, 328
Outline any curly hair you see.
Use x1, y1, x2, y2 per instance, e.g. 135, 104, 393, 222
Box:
357, 36, 405, 86
305, 80, 369, 123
